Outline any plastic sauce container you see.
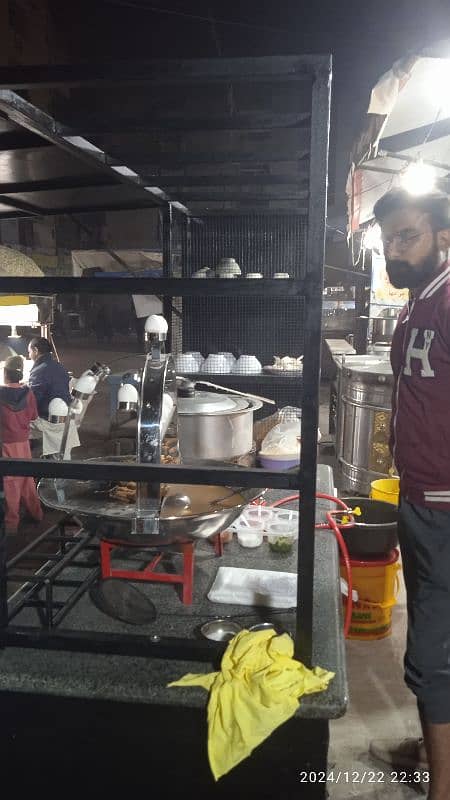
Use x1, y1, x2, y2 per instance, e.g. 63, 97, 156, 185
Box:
236, 520, 264, 548
267, 521, 297, 554
241, 506, 274, 526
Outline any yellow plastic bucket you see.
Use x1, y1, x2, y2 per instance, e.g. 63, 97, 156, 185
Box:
340, 549, 401, 640
370, 478, 400, 506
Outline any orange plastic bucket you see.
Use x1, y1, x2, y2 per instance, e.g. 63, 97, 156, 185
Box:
340, 549, 401, 640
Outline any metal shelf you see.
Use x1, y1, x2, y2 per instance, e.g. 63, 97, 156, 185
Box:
0, 52, 331, 669
0, 457, 299, 491
0, 277, 310, 297
182, 372, 303, 384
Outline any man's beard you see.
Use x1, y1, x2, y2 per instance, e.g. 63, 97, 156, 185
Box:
386, 249, 439, 289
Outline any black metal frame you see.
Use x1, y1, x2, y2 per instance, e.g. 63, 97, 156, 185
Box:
6, 517, 98, 629
0, 53, 331, 669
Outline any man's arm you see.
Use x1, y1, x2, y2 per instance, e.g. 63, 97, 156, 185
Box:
28, 390, 39, 422
28, 372, 46, 413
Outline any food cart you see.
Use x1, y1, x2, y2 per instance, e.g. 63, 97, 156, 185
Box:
0, 54, 346, 797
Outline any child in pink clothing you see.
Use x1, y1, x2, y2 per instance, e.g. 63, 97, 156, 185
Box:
0, 356, 43, 533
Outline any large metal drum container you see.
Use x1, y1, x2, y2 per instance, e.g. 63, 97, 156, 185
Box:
336, 359, 394, 495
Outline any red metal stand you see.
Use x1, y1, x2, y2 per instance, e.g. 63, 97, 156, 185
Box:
100, 540, 195, 605
99, 530, 228, 606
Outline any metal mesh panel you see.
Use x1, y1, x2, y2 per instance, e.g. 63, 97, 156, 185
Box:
186, 214, 307, 277
171, 209, 185, 278
182, 295, 304, 364
170, 296, 183, 356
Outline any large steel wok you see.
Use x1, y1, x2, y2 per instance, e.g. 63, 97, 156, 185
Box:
38, 458, 265, 546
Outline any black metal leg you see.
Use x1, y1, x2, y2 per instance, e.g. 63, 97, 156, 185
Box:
0, 481, 7, 645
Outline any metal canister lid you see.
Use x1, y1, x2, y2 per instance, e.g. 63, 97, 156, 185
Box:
177, 391, 248, 415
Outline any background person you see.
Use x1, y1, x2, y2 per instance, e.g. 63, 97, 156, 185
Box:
0, 356, 43, 534
28, 337, 72, 419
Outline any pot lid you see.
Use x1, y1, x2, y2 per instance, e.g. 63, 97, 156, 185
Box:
177, 391, 249, 415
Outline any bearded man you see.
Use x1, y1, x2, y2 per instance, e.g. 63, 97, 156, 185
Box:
369, 189, 450, 800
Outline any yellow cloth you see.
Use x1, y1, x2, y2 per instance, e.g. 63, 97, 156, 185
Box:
168, 629, 334, 780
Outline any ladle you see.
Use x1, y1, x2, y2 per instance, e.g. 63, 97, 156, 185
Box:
160, 492, 192, 515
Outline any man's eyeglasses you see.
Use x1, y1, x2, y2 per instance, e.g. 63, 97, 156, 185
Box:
382, 230, 426, 252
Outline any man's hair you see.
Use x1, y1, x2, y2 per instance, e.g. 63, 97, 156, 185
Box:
29, 336, 52, 355
373, 189, 450, 231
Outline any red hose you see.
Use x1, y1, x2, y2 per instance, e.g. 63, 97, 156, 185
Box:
269, 492, 354, 638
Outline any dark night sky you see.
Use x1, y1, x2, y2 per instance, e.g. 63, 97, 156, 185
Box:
59, 0, 450, 219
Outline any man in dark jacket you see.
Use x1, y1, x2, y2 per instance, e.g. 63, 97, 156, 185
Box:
369, 189, 450, 800
28, 337, 72, 419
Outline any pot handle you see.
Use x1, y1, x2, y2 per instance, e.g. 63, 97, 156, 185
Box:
194, 380, 270, 408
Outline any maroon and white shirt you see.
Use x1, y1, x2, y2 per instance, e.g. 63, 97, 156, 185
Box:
390, 262, 450, 510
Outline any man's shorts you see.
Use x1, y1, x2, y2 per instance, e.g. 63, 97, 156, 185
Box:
398, 499, 450, 723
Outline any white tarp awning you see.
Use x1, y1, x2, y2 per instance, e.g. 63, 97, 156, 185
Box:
347, 46, 450, 235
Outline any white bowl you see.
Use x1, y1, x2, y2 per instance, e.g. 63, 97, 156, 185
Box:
185, 351, 204, 369
175, 355, 198, 372
273, 272, 290, 279
201, 355, 230, 374
246, 272, 263, 278
218, 259, 241, 275
232, 355, 262, 375
192, 267, 212, 279
218, 352, 236, 369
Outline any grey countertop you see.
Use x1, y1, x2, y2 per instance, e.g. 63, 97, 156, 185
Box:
0, 464, 348, 720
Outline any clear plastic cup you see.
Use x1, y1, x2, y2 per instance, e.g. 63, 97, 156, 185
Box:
274, 509, 299, 527
266, 521, 297, 554
241, 506, 274, 527
236, 520, 264, 548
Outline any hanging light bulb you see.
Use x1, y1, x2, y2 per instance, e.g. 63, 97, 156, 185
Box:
363, 223, 383, 252
401, 160, 436, 195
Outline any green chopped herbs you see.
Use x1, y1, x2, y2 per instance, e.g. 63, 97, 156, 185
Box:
269, 537, 293, 554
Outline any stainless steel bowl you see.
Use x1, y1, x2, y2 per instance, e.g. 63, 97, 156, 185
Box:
248, 622, 276, 632
200, 619, 242, 642
37, 456, 266, 546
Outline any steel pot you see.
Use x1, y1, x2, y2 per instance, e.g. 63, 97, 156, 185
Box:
340, 497, 398, 558
177, 390, 262, 462
360, 309, 399, 343
372, 316, 398, 342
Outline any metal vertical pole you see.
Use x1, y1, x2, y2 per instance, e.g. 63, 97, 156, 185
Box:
296, 59, 332, 666
0, 479, 8, 645
184, 216, 192, 277
162, 204, 173, 351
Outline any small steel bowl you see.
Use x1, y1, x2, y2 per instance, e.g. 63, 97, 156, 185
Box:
248, 622, 276, 633
200, 619, 242, 642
